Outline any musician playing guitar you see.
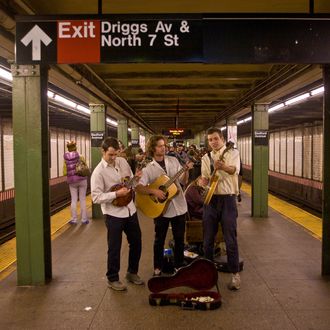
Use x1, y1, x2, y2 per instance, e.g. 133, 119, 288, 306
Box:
91, 137, 144, 291
135, 135, 193, 276
200, 127, 241, 290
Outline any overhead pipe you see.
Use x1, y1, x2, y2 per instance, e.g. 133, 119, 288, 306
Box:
0, 9, 16, 34
76, 64, 154, 132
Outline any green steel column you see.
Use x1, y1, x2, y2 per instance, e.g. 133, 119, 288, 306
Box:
200, 130, 206, 148
130, 123, 140, 148
117, 118, 128, 148
322, 65, 330, 275
195, 132, 201, 148
90, 103, 105, 219
252, 104, 269, 217
12, 64, 51, 285
139, 128, 145, 148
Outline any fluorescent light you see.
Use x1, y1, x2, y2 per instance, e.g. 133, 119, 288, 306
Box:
237, 116, 251, 125
221, 126, 226, 131
0, 67, 12, 81
76, 104, 90, 114
310, 86, 324, 96
47, 90, 54, 98
128, 128, 132, 132
285, 93, 310, 106
268, 103, 284, 113
106, 118, 118, 127
54, 94, 77, 108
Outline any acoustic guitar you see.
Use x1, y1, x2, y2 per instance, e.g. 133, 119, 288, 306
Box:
203, 143, 234, 205
135, 165, 188, 218
111, 158, 151, 207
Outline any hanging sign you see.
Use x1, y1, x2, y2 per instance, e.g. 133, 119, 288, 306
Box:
16, 15, 203, 64
16, 15, 330, 64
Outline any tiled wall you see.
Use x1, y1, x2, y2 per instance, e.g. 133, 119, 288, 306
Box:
238, 124, 323, 182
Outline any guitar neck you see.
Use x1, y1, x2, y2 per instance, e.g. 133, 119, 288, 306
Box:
122, 158, 151, 189
164, 167, 186, 188
208, 145, 233, 182
125, 176, 138, 189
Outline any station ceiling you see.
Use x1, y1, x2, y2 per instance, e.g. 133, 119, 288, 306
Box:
0, 1, 329, 135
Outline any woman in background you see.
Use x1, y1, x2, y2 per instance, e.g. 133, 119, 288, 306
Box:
63, 141, 89, 225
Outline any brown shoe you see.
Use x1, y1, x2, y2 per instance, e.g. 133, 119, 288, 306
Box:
108, 280, 127, 291
125, 272, 144, 285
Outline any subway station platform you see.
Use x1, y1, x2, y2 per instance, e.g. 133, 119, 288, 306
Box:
0, 186, 330, 329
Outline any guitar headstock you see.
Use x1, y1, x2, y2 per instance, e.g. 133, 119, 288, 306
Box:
136, 157, 152, 170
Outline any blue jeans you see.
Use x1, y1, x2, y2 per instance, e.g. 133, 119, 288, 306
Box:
105, 213, 142, 282
203, 195, 240, 273
153, 214, 186, 270
68, 179, 88, 221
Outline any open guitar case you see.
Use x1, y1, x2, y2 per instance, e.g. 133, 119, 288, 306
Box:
148, 258, 221, 310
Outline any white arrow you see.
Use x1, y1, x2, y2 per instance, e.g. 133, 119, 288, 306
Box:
21, 25, 52, 61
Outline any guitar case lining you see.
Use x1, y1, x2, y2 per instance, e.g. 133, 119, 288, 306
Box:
148, 258, 222, 310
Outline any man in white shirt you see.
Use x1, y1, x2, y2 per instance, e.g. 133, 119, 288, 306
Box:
201, 127, 241, 290
136, 135, 193, 276
91, 137, 143, 291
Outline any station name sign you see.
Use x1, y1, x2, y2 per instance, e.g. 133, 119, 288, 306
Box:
162, 128, 193, 138
169, 129, 184, 136
16, 16, 202, 64
16, 15, 330, 64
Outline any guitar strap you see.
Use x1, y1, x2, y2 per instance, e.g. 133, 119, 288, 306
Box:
207, 148, 228, 174
207, 152, 214, 173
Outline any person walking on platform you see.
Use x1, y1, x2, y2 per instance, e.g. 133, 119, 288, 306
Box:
135, 135, 193, 276
91, 137, 143, 291
200, 127, 241, 290
63, 141, 89, 225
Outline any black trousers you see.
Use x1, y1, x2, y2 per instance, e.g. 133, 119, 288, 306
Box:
203, 195, 240, 273
153, 214, 186, 270
105, 213, 142, 282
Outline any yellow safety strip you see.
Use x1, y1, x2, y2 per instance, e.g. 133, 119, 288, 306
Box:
0, 195, 92, 280
241, 182, 322, 240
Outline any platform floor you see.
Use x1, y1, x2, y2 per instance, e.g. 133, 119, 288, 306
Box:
1, 189, 330, 329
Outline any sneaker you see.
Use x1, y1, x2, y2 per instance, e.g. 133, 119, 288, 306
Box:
125, 272, 144, 285
108, 280, 127, 291
69, 219, 77, 225
153, 269, 162, 277
228, 273, 241, 290
81, 219, 89, 224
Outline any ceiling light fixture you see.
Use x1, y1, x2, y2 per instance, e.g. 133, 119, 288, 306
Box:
54, 94, 77, 108
106, 118, 118, 127
284, 92, 310, 106
0, 67, 12, 81
310, 86, 324, 96
76, 104, 90, 115
268, 103, 285, 113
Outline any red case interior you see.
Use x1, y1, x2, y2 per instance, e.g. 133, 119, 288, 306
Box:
148, 258, 218, 292
147, 258, 222, 310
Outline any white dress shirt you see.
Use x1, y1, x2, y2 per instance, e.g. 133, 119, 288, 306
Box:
201, 145, 240, 195
91, 157, 137, 217
138, 155, 188, 217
